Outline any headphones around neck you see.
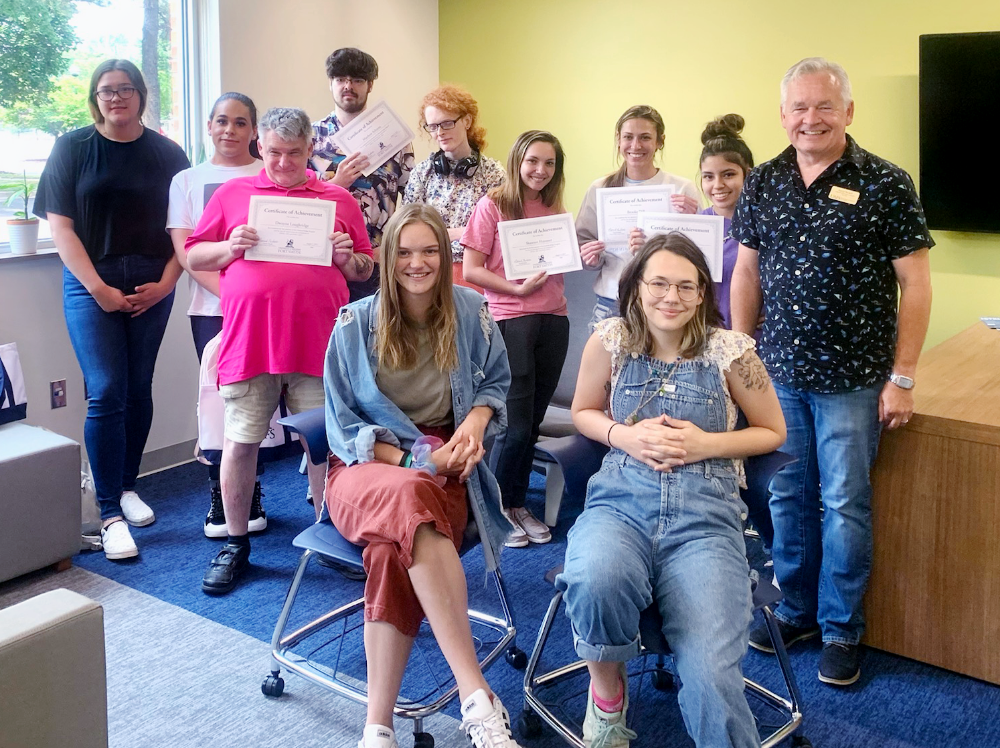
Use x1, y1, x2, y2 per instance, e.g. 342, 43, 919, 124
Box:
431, 149, 481, 179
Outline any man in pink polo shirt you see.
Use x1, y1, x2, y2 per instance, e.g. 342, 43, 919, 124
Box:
187, 107, 373, 595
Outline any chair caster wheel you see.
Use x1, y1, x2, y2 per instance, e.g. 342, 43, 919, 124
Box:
651, 668, 673, 691
518, 710, 543, 738
506, 646, 528, 670
413, 732, 434, 748
261, 674, 284, 697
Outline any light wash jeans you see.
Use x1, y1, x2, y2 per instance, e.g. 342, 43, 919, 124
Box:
588, 295, 619, 332
768, 383, 882, 645
557, 346, 760, 748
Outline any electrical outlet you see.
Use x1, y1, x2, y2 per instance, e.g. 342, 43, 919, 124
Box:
50, 379, 67, 409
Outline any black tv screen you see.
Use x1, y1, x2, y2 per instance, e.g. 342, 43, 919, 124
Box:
919, 31, 1000, 234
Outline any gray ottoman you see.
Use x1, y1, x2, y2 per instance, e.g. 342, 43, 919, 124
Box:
0, 423, 81, 583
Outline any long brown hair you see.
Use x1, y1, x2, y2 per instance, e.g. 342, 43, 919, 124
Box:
489, 130, 565, 220
618, 233, 722, 359
602, 105, 665, 189
88, 59, 147, 124
376, 204, 458, 372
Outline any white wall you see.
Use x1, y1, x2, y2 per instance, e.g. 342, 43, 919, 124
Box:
217, 0, 439, 161
0, 0, 439, 466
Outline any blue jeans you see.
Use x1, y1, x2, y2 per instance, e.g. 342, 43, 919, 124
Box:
63, 256, 174, 520
769, 383, 882, 645
588, 295, 619, 332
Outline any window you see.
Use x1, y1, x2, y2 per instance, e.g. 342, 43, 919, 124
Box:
0, 0, 193, 250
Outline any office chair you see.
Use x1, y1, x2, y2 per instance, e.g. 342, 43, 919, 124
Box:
519, 435, 810, 748
261, 407, 526, 748
529, 268, 596, 526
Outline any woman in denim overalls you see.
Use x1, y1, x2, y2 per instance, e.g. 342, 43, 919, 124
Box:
557, 233, 786, 748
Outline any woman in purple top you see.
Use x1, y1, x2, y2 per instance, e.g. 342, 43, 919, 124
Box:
629, 114, 755, 329
696, 114, 755, 329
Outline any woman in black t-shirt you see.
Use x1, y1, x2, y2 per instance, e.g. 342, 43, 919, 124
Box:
34, 59, 190, 561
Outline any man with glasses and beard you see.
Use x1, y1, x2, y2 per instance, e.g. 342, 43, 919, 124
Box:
311, 47, 414, 300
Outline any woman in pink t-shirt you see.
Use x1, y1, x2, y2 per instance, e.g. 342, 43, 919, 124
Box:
461, 130, 570, 548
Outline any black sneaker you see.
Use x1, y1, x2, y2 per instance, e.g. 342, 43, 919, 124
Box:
204, 483, 227, 539
201, 542, 250, 595
748, 616, 820, 654
818, 642, 861, 686
248, 482, 267, 533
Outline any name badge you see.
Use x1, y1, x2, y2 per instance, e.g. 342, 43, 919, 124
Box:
829, 185, 860, 205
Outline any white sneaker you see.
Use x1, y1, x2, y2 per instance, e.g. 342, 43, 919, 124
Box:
358, 724, 397, 748
583, 667, 636, 748
502, 511, 529, 548
101, 520, 138, 560
460, 689, 520, 748
120, 490, 155, 527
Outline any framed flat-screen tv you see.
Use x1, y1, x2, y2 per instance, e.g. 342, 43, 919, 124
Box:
919, 31, 1000, 233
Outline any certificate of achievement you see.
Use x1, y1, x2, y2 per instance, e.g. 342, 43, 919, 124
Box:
636, 212, 726, 282
498, 213, 582, 280
331, 100, 415, 177
596, 185, 676, 255
245, 195, 335, 266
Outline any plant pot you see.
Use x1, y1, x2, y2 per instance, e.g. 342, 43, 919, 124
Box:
6, 219, 39, 255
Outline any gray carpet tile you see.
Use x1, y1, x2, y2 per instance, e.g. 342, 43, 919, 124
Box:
0, 566, 470, 748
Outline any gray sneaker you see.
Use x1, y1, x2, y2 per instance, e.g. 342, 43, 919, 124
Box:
509, 507, 552, 544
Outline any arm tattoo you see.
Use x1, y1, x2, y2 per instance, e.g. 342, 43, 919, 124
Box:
604, 379, 612, 413
352, 252, 374, 279
738, 352, 770, 391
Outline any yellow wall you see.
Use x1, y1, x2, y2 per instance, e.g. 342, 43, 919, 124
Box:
439, 0, 1000, 349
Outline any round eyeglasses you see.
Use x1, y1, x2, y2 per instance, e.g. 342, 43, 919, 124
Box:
96, 86, 137, 101
422, 119, 458, 134
640, 278, 701, 301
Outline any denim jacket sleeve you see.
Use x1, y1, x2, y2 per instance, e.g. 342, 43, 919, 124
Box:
324, 304, 401, 465
470, 303, 510, 442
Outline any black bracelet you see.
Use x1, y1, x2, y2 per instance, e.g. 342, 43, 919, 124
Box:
607, 422, 618, 448
398, 450, 412, 467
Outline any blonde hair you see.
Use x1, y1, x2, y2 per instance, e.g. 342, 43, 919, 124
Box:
418, 85, 488, 152
489, 130, 566, 220
376, 204, 458, 372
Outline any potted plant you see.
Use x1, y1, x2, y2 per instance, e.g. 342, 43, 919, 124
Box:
3, 171, 39, 255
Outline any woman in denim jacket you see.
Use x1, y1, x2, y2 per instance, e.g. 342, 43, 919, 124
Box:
323, 204, 522, 748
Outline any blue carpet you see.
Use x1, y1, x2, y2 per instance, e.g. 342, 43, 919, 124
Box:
76, 455, 1000, 747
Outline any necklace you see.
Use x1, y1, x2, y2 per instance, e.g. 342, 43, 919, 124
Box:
623, 356, 681, 426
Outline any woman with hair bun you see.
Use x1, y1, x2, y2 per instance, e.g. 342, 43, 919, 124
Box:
402, 85, 505, 289
630, 114, 755, 329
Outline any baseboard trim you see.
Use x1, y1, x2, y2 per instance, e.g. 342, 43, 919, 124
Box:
139, 439, 198, 476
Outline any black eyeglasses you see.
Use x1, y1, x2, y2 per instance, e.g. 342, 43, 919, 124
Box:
422, 119, 458, 134
96, 86, 137, 101
641, 278, 701, 301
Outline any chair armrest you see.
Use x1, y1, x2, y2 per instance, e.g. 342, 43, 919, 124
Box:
534, 434, 609, 501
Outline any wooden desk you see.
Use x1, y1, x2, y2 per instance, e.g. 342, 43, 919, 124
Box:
866, 322, 1000, 683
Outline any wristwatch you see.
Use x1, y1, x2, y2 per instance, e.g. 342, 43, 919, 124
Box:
889, 373, 915, 390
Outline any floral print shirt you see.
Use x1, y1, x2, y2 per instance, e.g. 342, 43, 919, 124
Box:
730, 136, 933, 393
311, 112, 414, 251
401, 154, 505, 262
